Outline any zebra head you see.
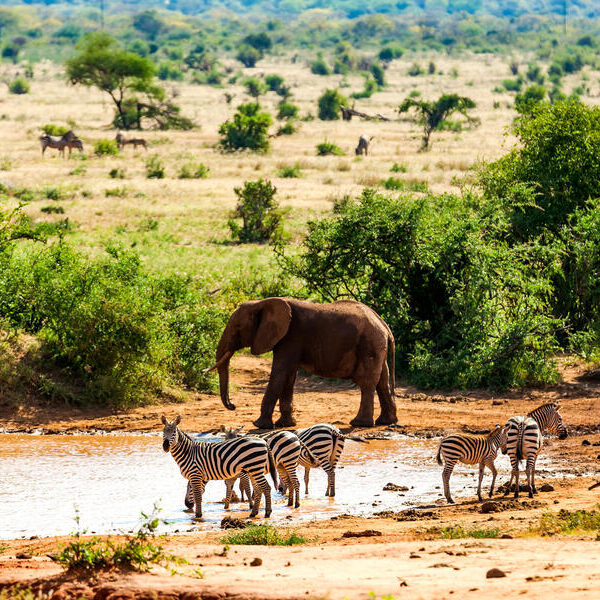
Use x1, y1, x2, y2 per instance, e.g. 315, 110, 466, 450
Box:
499, 425, 508, 454
547, 404, 568, 440
488, 424, 503, 449
161, 415, 182, 452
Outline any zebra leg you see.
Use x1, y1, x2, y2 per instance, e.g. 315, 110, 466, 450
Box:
477, 462, 485, 502
289, 467, 301, 508
304, 466, 311, 495
184, 480, 194, 511
249, 474, 272, 518
224, 477, 236, 510
240, 473, 253, 508
526, 456, 535, 498
277, 466, 293, 506
531, 455, 539, 495
191, 479, 206, 519
513, 461, 520, 499
441, 460, 455, 503
486, 459, 498, 497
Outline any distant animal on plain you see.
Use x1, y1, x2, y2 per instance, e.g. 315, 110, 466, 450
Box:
355, 135, 374, 156
40, 134, 68, 158
116, 132, 147, 151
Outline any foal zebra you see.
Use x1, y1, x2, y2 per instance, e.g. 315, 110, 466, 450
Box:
501, 402, 568, 498
295, 423, 368, 497
436, 425, 504, 503
162, 415, 276, 518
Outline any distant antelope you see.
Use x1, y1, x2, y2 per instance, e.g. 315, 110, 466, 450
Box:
116, 132, 147, 151
355, 135, 373, 156
40, 135, 68, 158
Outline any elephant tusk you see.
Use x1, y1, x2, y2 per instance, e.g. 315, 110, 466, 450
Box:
202, 351, 233, 373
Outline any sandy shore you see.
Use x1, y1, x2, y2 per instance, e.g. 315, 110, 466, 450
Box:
1, 356, 600, 599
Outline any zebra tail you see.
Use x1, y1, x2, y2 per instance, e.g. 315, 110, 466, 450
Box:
299, 440, 320, 466
267, 448, 278, 489
436, 444, 443, 466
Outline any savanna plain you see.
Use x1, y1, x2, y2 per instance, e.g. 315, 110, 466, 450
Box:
1, 53, 600, 600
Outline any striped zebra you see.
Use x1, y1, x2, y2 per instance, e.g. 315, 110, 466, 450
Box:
501, 403, 568, 498
162, 415, 276, 518
436, 425, 504, 504
295, 423, 368, 497
40, 134, 68, 158
184, 473, 252, 512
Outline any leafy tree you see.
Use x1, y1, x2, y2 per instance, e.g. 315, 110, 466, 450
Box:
132, 10, 164, 39
184, 45, 215, 72
370, 62, 385, 87
218, 103, 273, 152
265, 73, 285, 93
236, 44, 261, 68
228, 179, 285, 243
243, 76, 267, 98
66, 33, 155, 128
311, 59, 331, 75
378, 45, 403, 63
317, 89, 348, 120
398, 94, 477, 150
243, 32, 272, 53
515, 85, 546, 115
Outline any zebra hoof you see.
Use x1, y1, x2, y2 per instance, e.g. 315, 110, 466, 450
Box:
265, 510, 272, 518
295, 502, 300, 508
446, 498, 454, 504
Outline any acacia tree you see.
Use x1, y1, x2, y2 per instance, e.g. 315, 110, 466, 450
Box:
398, 94, 477, 150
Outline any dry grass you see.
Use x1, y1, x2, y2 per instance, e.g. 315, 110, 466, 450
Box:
3, 53, 596, 278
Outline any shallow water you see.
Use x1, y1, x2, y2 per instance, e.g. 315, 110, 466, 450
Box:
0, 432, 563, 539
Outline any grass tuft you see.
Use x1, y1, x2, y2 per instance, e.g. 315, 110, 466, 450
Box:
221, 525, 307, 546
439, 525, 501, 539
534, 509, 600, 536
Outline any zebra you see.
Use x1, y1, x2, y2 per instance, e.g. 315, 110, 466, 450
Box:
436, 425, 504, 504
501, 403, 568, 498
62, 131, 84, 156
294, 423, 368, 497
221, 428, 311, 508
162, 415, 276, 518
116, 132, 148, 151
40, 134, 68, 158
184, 473, 252, 512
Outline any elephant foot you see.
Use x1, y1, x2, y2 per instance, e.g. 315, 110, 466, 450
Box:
275, 416, 297, 428
253, 416, 274, 430
350, 417, 375, 428
375, 414, 398, 426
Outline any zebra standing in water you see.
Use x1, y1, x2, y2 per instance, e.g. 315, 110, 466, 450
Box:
295, 423, 368, 497
162, 415, 276, 518
501, 402, 568, 498
436, 425, 504, 504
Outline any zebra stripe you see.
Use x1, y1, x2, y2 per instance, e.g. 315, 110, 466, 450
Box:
527, 403, 568, 439
501, 416, 541, 499
162, 415, 274, 518
436, 425, 504, 504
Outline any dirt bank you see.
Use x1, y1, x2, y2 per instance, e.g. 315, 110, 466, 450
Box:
1, 356, 600, 599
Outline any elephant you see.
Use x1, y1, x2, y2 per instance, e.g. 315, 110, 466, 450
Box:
205, 297, 397, 429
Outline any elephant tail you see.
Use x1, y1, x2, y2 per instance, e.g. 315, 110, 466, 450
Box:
388, 332, 396, 397
267, 448, 278, 489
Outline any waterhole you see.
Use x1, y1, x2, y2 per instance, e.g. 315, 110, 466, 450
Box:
0, 432, 564, 539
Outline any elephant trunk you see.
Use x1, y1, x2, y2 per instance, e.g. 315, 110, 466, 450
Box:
218, 356, 235, 411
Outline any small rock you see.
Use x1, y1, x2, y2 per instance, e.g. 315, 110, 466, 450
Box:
342, 529, 382, 538
15, 553, 31, 560
480, 501, 500, 514
540, 483, 554, 492
486, 568, 506, 579
492, 400, 503, 406
582, 440, 591, 446
500, 534, 513, 539
250, 557, 262, 567
220, 516, 247, 530
383, 482, 409, 492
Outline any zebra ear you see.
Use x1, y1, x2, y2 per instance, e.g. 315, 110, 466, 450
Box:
161, 415, 167, 425
174, 415, 181, 426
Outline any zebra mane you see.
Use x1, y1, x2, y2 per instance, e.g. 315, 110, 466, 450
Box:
527, 402, 559, 417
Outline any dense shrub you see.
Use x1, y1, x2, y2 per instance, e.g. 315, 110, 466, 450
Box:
243, 76, 267, 98
94, 139, 119, 156
178, 162, 209, 179
218, 103, 273, 153
317, 89, 348, 120
311, 59, 331, 76
42, 124, 70, 136
264, 73, 285, 94
370, 62, 385, 87
145, 154, 165, 178
378, 45, 403, 62
236, 44, 261, 67
316, 141, 345, 156
9, 78, 30, 94
277, 102, 299, 120
514, 85, 546, 114
228, 179, 285, 243
278, 189, 559, 389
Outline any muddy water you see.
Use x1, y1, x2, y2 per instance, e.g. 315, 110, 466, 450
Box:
0, 433, 560, 539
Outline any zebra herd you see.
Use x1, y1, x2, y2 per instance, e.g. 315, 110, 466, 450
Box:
437, 402, 568, 504
162, 402, 568, 520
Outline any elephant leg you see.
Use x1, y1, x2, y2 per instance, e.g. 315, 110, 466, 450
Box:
375, 360, 398, 425
350, 384, 376, 427
275, 370, 297, 428
254, 358, 296, 429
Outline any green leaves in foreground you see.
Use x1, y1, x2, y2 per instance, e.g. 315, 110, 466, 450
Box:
221, 525, 307, 546
439, 525, 501, 539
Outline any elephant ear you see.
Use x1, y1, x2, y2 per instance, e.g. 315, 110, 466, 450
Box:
251, 298, 292, 356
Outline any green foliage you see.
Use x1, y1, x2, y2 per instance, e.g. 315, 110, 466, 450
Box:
390, 162, 407, 173
277, 102, 299, 120
221, 525, 307, 546
351, 77, 378, 99
398, 94, 477, 150
158, 62, 183, 81
94, 139, 119, 156
370, 62, 385, 87
9, 77, 29, 94
439, 526, 501, 539
278, 188, 560, 389
526, 63, 544, 84
503, 77, 524, 92
236, 44, 261, 68
228, 179, 285, 243
109, 167, 126, 179
277, 163, 302, 178
277, 122, 297, 136
514, 85, 546, 115
311, 58, 331, 76
178, 162, 209, 179
264, 73, 285, 94
408, 62, 424, 76
243, 32, 272, 53
317, 89, 348, 120
382, 177, 428, 193
378, 45, 403, 62
57, 506, 184, 571
42, 124, 69, 136
145, 154, 165, 179
535, 509, 600, 535
316, 141, 345, 156
243, 76, 267, 98
218, 103, 273, 153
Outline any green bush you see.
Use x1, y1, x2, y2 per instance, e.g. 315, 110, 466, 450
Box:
158, 62, 183, 81
9, 77, 29, 94
243, 76, 267, 98
502, 77, 524, 92
277, 163, 302, 178
109, 167, 125, 179
311, 59, 331, 76
145, 154, 165, 179
408, 63, 424, 76
221, 525, 307, 546
277, 122, 296, 136
236, 44, 261, 67
94, 139, 119, 156
317, 89, 348, 120
178, 162, 209, 179
265, 73, 285, 93
218, 103, 273, 153
228, 179, 285, 243
514, 85, 546, 115
370, 62, 385, 87
42, 124, 69, 136
277, 102, 299, 120
316, 141, 345, 156
378, 45, 403, 62
351, 77, 377, 99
